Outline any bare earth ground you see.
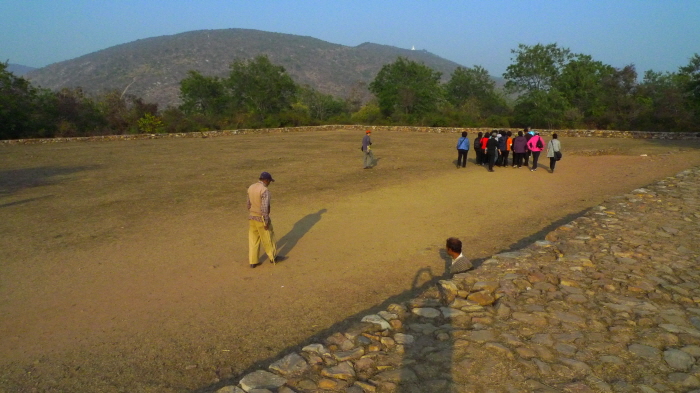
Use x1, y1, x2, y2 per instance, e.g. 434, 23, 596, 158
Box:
1, 130, 700, 392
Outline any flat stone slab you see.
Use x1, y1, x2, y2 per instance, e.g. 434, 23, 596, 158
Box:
239, 370, 286, 392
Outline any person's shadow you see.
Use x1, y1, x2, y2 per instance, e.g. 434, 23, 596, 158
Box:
269, 208, 327, 263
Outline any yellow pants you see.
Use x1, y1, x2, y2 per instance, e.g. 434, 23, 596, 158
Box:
248, 219, 277, 265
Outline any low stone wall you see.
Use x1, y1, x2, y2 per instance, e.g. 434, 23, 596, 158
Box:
2, 125, 699, 145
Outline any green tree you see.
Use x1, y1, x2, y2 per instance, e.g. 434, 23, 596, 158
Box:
0, 62, 38, 139
512, 89, 570, 129
179, 70, 229, 116
369, 57, 443, 117
678, 54, 700, 125
597, 65, 642, 130
297, 86, 348, 121
97, 90, 157, 134
504, 43, 573, 94
635, 70, 693, 131
137, 113, 165, 133
446, 65, 508, 120
679, 54, 700, 101
225, 55, 297, 121
554, 55, 615, 127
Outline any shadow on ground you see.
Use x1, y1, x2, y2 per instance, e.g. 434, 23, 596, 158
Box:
197, 207, 592, 392
257, 209, 327, 264
0, 165, 99, 196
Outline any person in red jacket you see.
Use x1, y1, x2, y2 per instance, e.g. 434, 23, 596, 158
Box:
526, 131, 545, 171
480, 133, 489, 166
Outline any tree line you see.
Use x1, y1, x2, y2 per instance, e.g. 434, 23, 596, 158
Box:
2, 43, 699, 140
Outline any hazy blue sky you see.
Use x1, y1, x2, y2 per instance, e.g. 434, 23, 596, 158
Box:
1, 0, 698, 77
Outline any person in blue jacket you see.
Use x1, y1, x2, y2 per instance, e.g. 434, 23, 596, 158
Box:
456, 131, 470, 168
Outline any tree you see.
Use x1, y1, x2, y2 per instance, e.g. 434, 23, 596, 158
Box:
446, 65, 508, 119
635, 70, 693, 131
446, 66, 495, 105
296, 86, 347, 121
554, 55, 615, 127
369, 57, 443, 117
504, 43, 573, 94
0, 62, 38, 139
597, 65, 642, 130
678, 54, 700, 125
679, 53, 700, 101
512, 89, 570, 129
179, 70, 229, 116
225, 55, 296, 120
97, 90, 157, 134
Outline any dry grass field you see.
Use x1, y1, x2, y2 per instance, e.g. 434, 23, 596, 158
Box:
1, 130, 700, 392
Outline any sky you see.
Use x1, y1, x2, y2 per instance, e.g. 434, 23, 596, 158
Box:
1, 0, 699, 77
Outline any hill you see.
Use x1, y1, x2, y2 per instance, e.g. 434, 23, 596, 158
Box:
7, 63, 36, 76
25, 29, 466, 109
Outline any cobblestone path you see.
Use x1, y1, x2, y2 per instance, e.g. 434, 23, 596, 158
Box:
218, 167, 700, 393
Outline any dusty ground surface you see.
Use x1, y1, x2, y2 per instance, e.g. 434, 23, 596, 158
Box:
1, 130, 699, 392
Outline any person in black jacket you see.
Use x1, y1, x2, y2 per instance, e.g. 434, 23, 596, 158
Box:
473, 132, 483, 166
497, 130, 507, 166
523, 127, 533, 167
486, 131, 499, 172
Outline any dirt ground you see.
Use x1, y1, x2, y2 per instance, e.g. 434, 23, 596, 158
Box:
1, 130, 700, 392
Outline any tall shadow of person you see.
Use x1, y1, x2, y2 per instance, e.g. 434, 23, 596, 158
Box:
270, 208, 327, 263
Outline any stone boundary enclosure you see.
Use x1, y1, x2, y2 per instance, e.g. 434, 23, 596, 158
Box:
2, 125, 700, 145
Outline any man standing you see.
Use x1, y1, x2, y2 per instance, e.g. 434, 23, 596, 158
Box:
362, 130, 374, 169
247, 172, 282, 268
446, 237, 472, 275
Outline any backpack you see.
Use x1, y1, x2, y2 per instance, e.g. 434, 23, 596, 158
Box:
536, 138, 543, 149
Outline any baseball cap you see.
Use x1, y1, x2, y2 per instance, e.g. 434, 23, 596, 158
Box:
366, 130, 371, 134
259, 172, 275, 182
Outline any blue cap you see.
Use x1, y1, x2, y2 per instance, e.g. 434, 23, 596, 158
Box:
259, 172, 274, 182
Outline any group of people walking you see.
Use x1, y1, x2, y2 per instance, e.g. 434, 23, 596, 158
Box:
456, 127, 562, 173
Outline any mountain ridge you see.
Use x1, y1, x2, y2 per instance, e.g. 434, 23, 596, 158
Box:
25, 28, 468, 108
6, 63, 36, 76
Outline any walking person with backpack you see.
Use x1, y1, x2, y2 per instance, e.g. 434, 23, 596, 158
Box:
546, 133, 562, 173
526, 131, 545, 171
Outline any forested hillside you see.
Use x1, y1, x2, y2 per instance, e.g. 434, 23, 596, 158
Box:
25, 29, 464, 108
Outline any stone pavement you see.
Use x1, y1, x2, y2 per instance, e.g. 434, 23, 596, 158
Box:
216, 167, 700, 393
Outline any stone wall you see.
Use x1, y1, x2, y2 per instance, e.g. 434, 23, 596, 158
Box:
2, 125, 700, 145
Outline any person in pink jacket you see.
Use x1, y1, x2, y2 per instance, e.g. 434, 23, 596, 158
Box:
526, 131, 545, 171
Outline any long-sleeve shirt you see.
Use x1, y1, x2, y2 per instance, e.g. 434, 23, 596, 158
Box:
527, 135, 544, 152
512, 136, 527, 153
456, 137, 470, 150
362, 135, 372, 152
